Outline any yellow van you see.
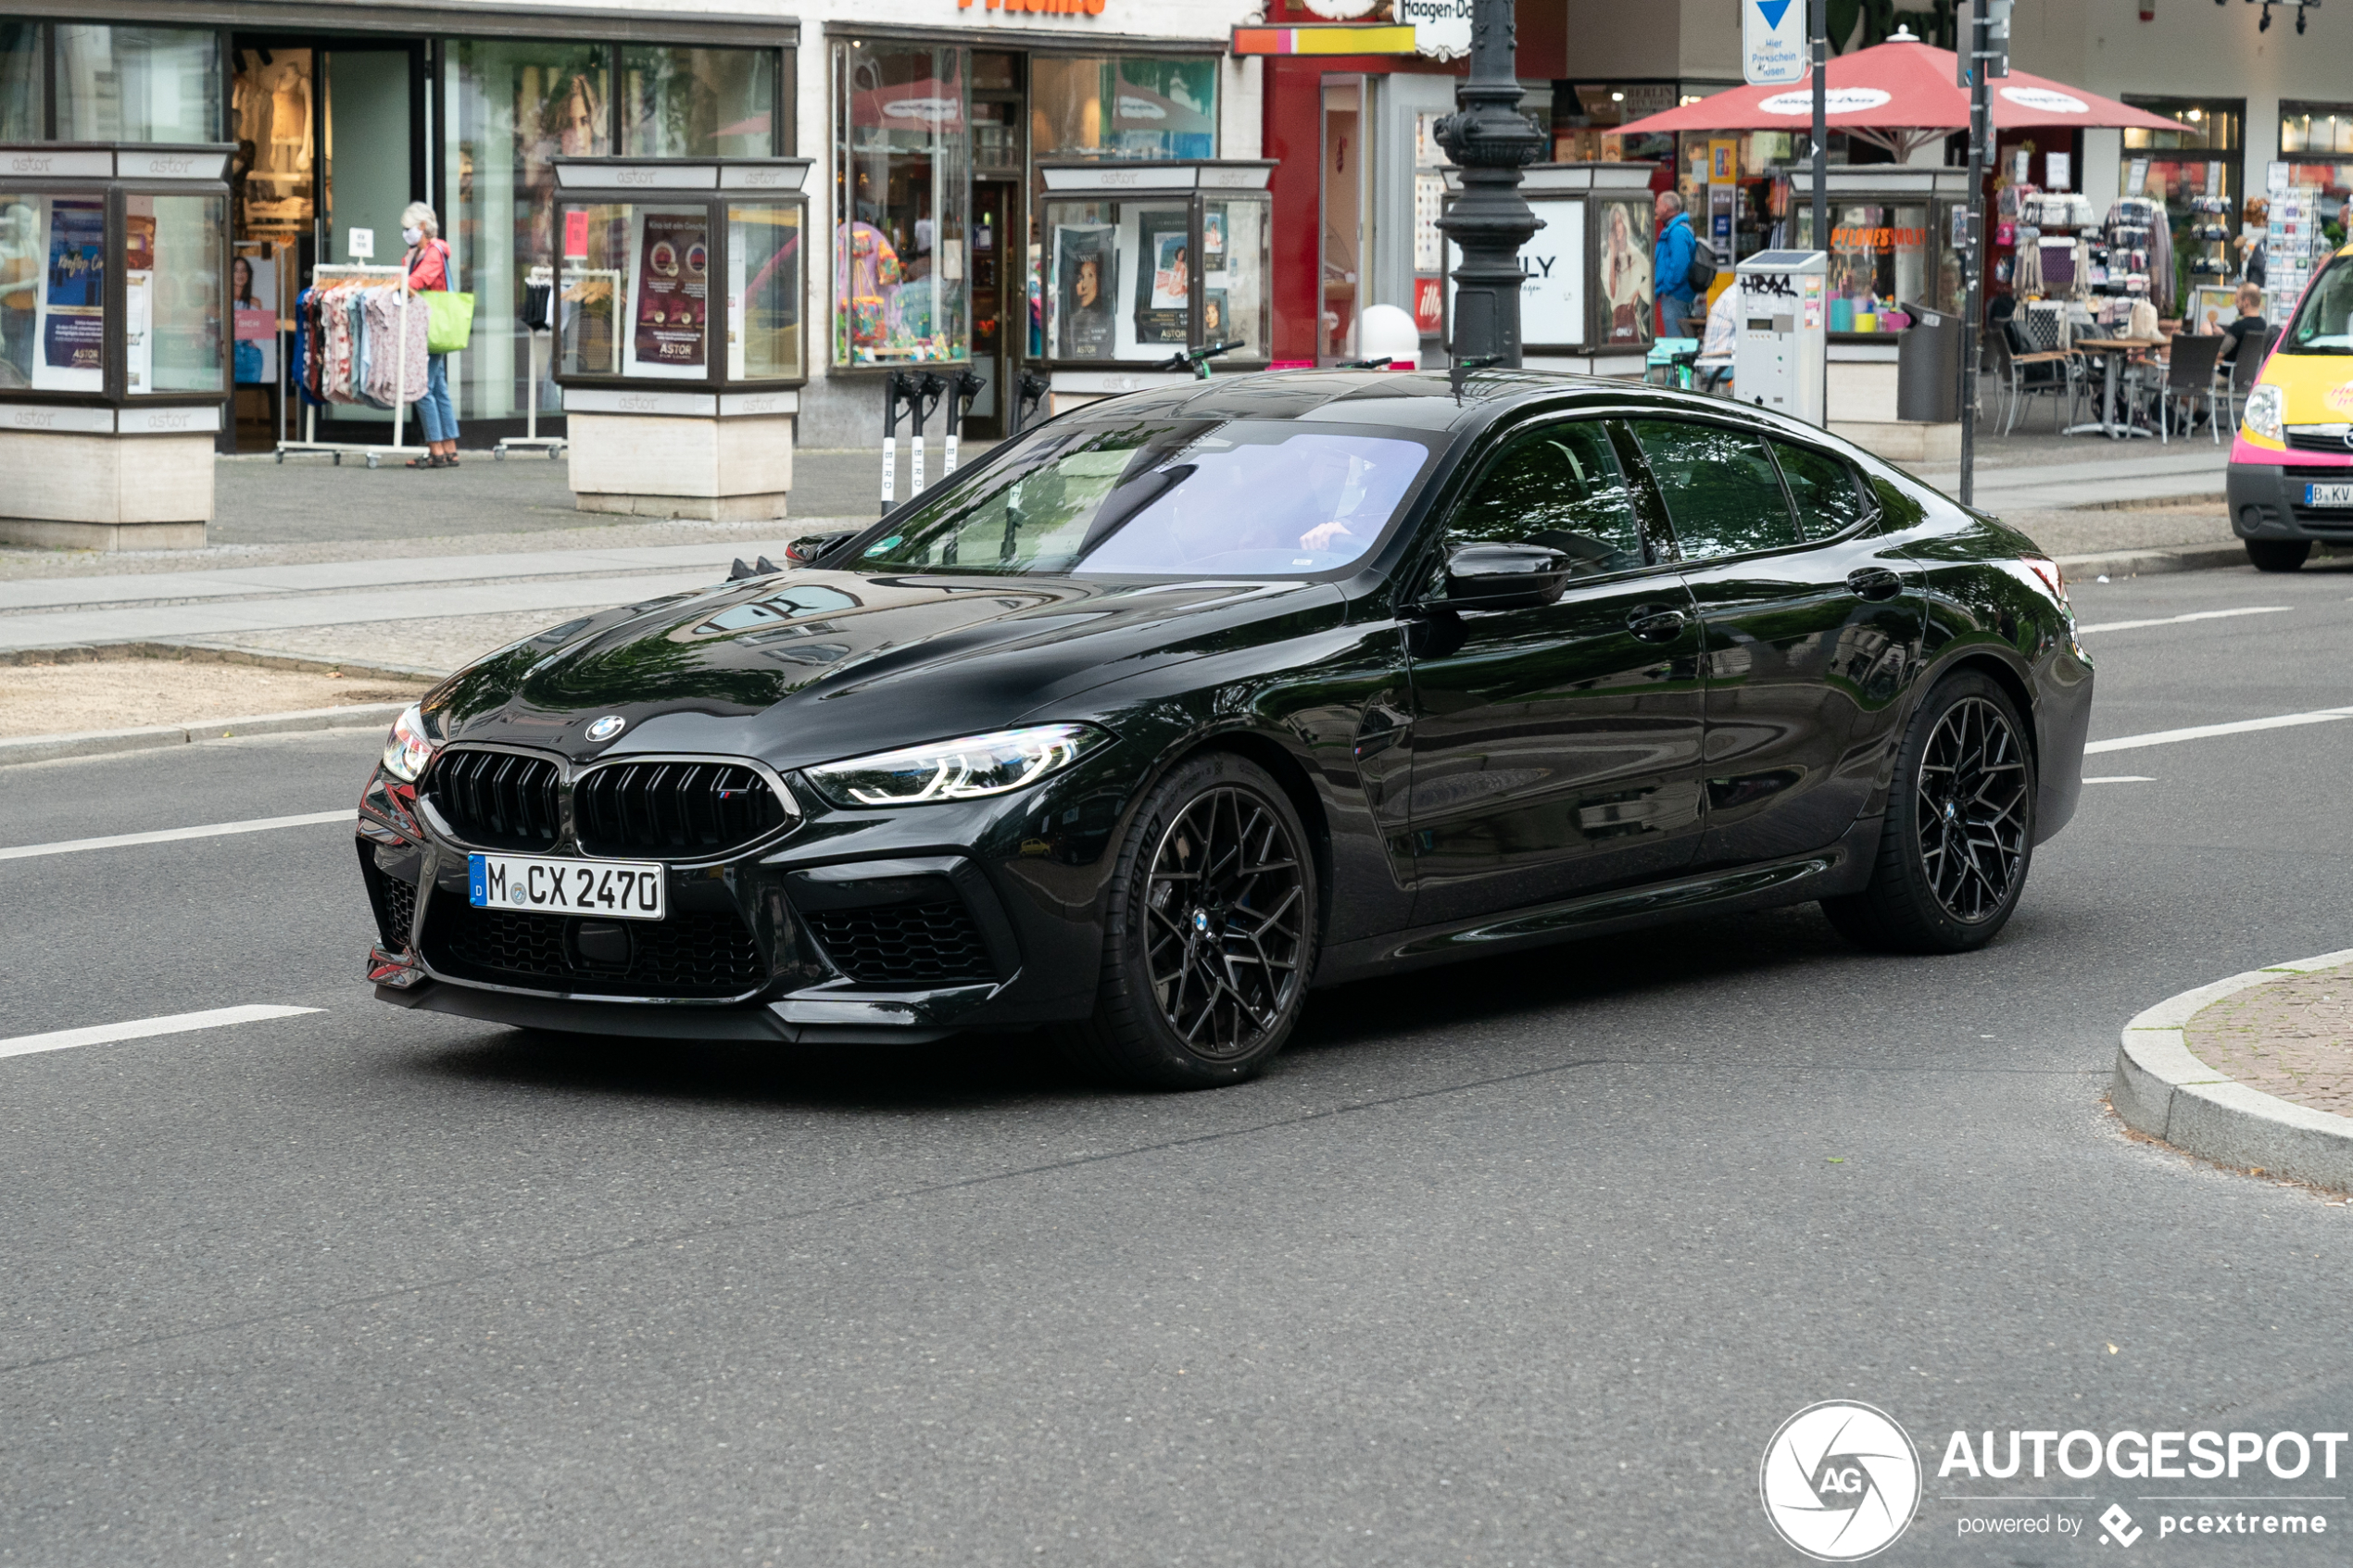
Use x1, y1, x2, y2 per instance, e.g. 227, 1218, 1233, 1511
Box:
2228, 240, 2353, 571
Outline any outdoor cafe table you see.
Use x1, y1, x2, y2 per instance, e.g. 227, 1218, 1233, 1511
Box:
2066, 336, 2170, 440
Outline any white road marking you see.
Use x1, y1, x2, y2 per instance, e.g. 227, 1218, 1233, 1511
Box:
0, 1005, 321, 1061
0, 809, 355, 862
2085, 706, 2353, 754
2082, 775, 2156, 784
2074, 606, 2292, 634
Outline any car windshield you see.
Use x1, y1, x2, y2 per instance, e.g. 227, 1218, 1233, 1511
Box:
852, 417, 1444, 578
2284, 255, 2353, 355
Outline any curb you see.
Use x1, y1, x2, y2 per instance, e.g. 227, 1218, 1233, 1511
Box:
0, 640, 449, 683
2055, 543, 2248, 579
2111, 947, 2353, 1191
0, 702, 408, 768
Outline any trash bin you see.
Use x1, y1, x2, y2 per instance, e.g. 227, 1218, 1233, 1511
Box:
1896, 304, 1962, 423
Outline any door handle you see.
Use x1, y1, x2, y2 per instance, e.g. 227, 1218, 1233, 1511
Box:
1846, 566, 1904, 602
1626, 605, 1689, 643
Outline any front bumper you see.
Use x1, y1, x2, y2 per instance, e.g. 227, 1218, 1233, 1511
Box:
357, 747, 1135, 1044
2227, 458, 2353, 542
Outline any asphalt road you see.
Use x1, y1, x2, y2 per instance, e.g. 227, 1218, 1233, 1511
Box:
5, 558, 2352, 1566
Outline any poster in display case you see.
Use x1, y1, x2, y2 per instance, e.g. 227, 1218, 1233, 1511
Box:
551, 157, 811, 390
1037, 160, 1274, 371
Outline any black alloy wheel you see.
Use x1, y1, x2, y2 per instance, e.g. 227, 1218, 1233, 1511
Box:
2246, 538, 2312, 572
1060, 752, 1316, 1088
1823, 671, 2037, 954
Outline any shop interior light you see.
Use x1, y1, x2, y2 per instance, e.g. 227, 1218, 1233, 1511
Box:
1611, 91, 1625, 102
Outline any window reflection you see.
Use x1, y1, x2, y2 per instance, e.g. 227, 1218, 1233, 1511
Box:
1631, 420, 1802, 559
1448, 421, 1646, 576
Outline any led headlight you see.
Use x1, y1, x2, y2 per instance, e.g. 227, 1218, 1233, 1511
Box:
2242, 382, 2285, 445
806, 723, 1111, 807
382, 702, 440, 783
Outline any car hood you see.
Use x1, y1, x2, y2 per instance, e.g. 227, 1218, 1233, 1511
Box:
424, 570, 1346, 771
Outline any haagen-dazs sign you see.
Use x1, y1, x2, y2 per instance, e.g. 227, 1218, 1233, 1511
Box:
959, 0, 1106, 18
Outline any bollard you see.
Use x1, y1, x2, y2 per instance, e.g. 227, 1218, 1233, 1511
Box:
941, 370, 984, 478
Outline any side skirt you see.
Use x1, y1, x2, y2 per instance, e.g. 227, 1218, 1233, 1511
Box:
1311, 814, 1883, 988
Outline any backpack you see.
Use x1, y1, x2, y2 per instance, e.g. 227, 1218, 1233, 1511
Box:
1686, 232, 1718, 295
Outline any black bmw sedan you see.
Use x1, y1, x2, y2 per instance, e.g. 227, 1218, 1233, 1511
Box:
359, 370, 2092, 1088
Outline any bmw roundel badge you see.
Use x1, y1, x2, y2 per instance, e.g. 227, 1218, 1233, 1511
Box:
585, 715, 627, 742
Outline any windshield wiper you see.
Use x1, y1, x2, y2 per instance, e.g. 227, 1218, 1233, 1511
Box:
1077, 463, 1197, 554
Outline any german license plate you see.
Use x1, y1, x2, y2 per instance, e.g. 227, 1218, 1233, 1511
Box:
2304, 483, 2353, 508
468, 853, 665, 921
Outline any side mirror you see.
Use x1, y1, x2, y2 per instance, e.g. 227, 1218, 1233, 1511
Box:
1442, 542, 1574, 610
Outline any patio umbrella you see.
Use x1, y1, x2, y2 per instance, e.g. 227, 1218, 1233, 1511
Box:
1613, 34, 2181, 161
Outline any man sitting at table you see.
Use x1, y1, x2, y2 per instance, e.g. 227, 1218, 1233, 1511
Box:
2220, 282, 2268, 365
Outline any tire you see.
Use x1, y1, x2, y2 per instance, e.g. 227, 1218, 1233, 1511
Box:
1822, 671, 2036, 955
2246, 538, 2311, 572
1057, 752, 1318, 1090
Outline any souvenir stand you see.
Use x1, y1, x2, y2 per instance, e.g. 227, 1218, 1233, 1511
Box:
1033, 160, 1274, 412
1438, 163, 1658, 379
0, 143, 232, 550
551, 156, 809, 521
274, 263, 421, 468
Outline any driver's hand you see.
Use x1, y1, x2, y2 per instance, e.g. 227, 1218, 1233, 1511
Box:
1299, 521, 1354, 552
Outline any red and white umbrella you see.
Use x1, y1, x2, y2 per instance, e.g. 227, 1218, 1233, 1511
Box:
1614, 35, 2181, 160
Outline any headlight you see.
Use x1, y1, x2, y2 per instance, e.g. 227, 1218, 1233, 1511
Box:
2242, 382, 2285, 444
806, 723, 1111, 807
382, 703, 440, 783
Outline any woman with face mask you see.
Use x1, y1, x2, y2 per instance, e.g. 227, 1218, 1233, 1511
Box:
401, 201, 459, 468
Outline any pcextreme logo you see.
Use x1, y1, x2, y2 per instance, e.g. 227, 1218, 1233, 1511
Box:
1760, 1402, 1922, 1561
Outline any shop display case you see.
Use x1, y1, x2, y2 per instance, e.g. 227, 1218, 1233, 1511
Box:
552, 156, 810, 393
1788, 168, 1969, 339
549, 156, 811, 522
1438, 163, 1660, 373
1035, 160, 1274, 377
0, 143, 231, 549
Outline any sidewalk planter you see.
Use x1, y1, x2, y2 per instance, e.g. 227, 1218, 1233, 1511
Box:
551, 157, 808, 521
0, 144, 233, 550
1033, 160, 1274, 414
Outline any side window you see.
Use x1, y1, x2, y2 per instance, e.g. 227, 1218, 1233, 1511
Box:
1771, 441, 1870, 539
1629, 420, 1803, 560
1444, 420, 1648, 579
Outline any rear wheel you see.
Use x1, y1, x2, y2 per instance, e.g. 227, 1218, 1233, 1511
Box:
1823, 671, 2036, 955
1059, 753, 1316, 1089
2246, 538, 2311, 572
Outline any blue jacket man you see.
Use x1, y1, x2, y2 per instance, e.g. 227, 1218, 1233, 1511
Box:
1654, 190, 1697, 333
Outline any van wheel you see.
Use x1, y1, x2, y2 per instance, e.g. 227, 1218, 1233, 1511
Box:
2246, 539, 2311, 572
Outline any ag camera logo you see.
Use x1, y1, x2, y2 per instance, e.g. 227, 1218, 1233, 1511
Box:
1761, 1401, 1922, 1561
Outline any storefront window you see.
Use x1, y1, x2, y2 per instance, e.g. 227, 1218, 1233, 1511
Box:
2281, 102, 2353, 240
728, 203, 802, 380
623, 47, 780, 157
126, 192, 225, 395
558, 200, 709, 380
232, 49, 317, 249
0, 25, 43, 144
834, 41, 969, 368
1031, 58, 1218, 161
57, 25, 221, 144
446, 40, 612, 420
2125, 95, 2245, 304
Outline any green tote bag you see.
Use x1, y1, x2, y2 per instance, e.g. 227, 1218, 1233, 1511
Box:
422, 289, 476, 355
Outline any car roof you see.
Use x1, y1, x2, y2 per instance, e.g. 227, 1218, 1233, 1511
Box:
1081, 368, 1777, 436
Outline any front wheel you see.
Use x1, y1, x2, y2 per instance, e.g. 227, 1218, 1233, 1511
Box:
2246, 538, 2311, 572
1823, 671, 2036, 955
1058, 752, 1317, 1089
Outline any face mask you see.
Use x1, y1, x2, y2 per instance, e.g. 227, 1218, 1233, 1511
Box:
402, 226, 423, 246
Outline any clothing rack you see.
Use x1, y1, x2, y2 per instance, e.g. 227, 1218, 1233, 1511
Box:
273, 262, 417, 469
496, 265, 566, 460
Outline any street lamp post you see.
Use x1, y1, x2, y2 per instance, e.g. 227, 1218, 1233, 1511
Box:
1433, 0, 1545, 366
